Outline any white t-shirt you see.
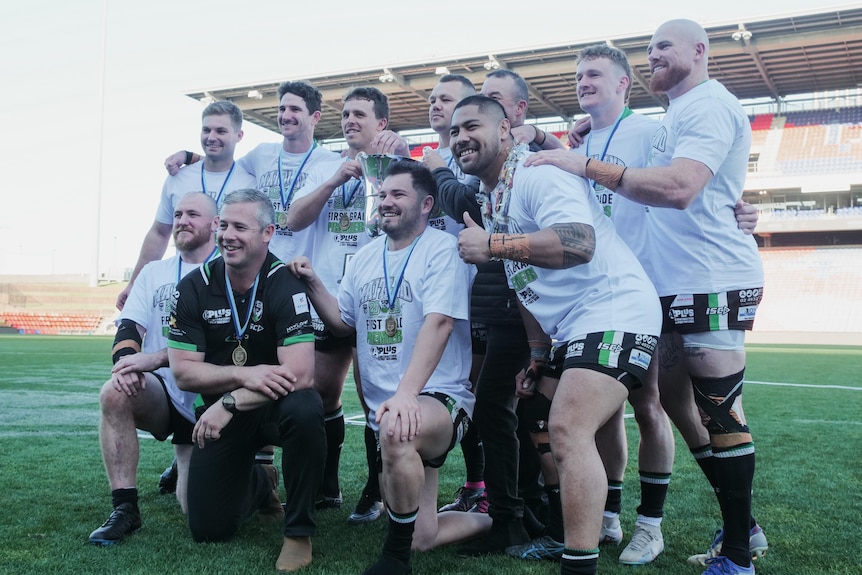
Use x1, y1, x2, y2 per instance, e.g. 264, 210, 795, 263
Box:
156, 162, 257, 225
429, 147, 477, 237
645, 80, 763, 295
120, 254, 205, 422
238, 142, 341, 263
498, 159, 661, 342
338, 227, 476, 430
298, 157, 372, 296
574, 112, 657, 270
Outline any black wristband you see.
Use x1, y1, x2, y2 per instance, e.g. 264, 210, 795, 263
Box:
112, 347, 137, 365
184, 150, 194, 165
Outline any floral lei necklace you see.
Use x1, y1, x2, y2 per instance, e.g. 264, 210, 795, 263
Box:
479, 142, 529, 236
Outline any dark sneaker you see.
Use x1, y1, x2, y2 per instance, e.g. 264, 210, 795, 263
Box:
468, 492, 489, 514
361, 555, 412, 575
258, 464, 285, 524
88, 503, 141, 546
347, 491, 384, 525
315, 491, 343, 510
158, 458, 178, 495
438, 486, 485, 512
506, 534, 565, 561
457, 517, 530, 556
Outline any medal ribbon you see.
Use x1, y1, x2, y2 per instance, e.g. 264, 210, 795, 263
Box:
224, 267, 261, 346
382, 234, 423, 312
200, 161, 236, 206
176, 246, 219, 286
585, 107, 632, 190
341, 178, 362, 208
277, 144, 316, 213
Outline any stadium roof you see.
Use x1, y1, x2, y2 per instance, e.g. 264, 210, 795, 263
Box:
186, 6, 862, 140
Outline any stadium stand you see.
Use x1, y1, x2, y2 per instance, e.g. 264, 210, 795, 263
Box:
755, 247, 862, 335
0, 276, 123, 335
749, 106, 862, 177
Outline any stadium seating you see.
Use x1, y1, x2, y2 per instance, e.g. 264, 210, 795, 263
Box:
755, 247, 862, 334
0, 276, 122, 335
750, 106, 862, 177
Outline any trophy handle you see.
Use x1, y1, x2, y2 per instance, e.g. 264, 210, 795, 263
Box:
357, 152, 405, 238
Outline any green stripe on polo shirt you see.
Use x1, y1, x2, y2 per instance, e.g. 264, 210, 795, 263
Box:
282, 333, 315, 346
167, 340, 198, 351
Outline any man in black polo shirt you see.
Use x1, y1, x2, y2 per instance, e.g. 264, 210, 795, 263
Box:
168, 188, 325, 573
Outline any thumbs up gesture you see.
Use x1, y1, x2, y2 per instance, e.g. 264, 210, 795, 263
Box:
457, 212, 491, 264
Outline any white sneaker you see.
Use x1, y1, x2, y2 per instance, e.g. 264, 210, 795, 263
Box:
599, 515, 623, 545
619, 522, 664, 565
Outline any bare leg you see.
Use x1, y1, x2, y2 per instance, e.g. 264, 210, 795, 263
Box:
550, 369, 628, 550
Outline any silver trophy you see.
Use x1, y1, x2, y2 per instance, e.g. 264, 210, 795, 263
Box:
357, 152, 404, 238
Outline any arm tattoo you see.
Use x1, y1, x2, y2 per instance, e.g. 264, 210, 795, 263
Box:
551, 223, 595, 267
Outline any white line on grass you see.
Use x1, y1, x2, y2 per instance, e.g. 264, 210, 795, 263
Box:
745, 380, 862, 391
794, 419, 862, 425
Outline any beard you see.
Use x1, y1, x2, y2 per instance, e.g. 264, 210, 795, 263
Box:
649, 61, 691, 94
174, 228, 212, 252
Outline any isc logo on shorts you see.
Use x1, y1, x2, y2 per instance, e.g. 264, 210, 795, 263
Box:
705, 306, 730, 315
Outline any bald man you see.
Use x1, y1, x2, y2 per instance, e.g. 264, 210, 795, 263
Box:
527, 19, 766, 575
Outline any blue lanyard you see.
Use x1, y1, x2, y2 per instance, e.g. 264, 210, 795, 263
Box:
382, 234, 422, 312
175, 246, 218, 286
224, 268, 260, 344
585, 107, 631, 189
200, 162, 236, 206
277, 144, 316, 211
341, 179, 362, 208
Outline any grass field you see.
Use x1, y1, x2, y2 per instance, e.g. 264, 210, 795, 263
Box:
0, 335, 859, 574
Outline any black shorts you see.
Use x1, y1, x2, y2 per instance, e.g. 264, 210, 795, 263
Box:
471, 321, 488, 355
312, 318, 356, 351
151, 373, 195, 445
557, 331, 657, 391
373, 392, 471, 470
660, 288, 763, 334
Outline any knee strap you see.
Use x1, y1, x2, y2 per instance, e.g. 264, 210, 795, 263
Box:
520, 393, 552, 453
691, 369, 749, 437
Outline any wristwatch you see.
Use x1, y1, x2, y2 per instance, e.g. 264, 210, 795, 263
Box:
221, 392, 238, 414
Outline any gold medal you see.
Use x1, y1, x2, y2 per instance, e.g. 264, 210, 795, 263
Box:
232, 342, 247, 366
277, 211, 288, 228
338, 212, 351, 231
385, 315, 397, 338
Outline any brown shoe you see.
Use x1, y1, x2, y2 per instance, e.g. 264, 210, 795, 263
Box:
258, 464, 285, 524
276, 536, 312, 572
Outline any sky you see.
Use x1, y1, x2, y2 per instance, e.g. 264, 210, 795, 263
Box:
0, 0, 855, 279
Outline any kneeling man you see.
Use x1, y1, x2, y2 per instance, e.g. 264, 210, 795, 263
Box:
290, 161, 491, 574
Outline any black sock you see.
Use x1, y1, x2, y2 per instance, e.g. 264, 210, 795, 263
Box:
111, 487, 138, 510
363, 424, 381, 500
254, 448, 274, 465
460, 421, 485, 484
637, 471, 671, 518
692, 444, 721, 500
382, 508, 418, 564
715, 452, 755, 567
605, 480, 622, 514
560, 548, 599, 575
323, 408, 344, 496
